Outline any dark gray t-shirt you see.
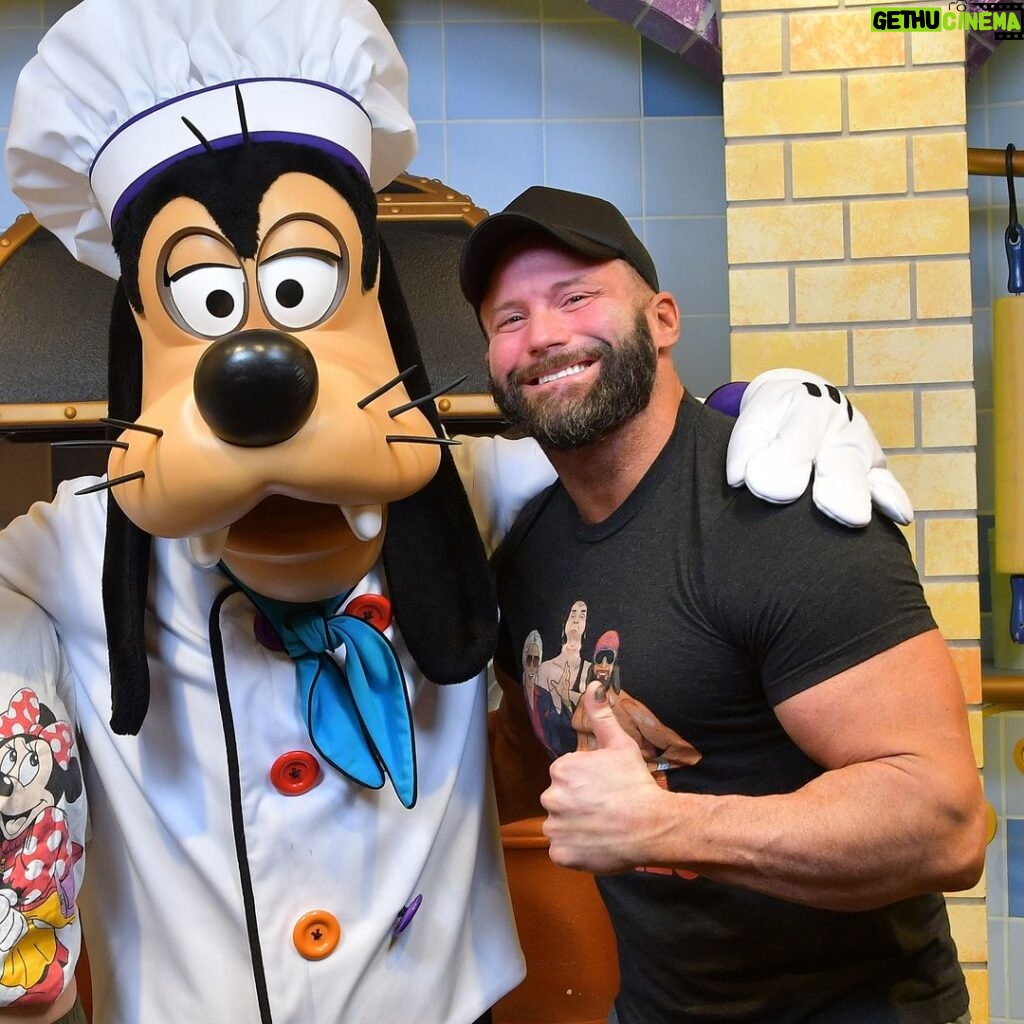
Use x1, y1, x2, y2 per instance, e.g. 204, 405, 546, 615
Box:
493, 393, 967, 1024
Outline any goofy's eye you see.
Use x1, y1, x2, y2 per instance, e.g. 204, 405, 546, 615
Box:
167, 265, 247, 338
258, 251, 344, 331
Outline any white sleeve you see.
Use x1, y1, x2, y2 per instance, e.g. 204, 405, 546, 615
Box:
0, 589, 86, 1009
450, 434, 557, 554
0, 478, 103, 623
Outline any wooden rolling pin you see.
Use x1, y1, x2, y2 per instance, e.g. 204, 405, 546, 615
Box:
993, 291, 1024, 640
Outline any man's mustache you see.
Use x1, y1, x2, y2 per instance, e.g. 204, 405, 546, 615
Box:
508, 341, 611, 388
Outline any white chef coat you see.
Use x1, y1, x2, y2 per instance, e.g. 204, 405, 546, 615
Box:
0, 471, 531, 1024
450, 434, 555, 558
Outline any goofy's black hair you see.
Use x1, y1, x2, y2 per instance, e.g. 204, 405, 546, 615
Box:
104, 141, 497, 734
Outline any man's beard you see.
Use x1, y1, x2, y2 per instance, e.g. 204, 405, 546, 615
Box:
488, 312, 658, 451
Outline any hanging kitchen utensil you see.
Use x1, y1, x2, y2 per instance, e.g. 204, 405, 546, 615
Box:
993, 144, 1024, 644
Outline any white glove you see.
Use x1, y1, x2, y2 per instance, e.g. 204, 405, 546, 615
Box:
725, 368, 913, 528
0, 888, 27, 956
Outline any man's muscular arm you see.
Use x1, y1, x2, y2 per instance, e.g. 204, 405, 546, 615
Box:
541, 629, 986, 911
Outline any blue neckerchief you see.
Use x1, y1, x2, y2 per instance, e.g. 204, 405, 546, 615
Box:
225, 570, 416, 808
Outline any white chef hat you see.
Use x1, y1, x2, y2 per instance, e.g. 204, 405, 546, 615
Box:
5, 0, 417, 279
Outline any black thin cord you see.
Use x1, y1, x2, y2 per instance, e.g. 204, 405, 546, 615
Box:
209, 586, 274, 1024
1008, 144, 1020, 244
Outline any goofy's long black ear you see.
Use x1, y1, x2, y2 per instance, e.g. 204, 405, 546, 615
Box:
104, 280, 153, 734
378, 240, 498, 683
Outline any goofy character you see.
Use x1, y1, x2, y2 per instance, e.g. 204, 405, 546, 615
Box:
0, 2, 522, 1021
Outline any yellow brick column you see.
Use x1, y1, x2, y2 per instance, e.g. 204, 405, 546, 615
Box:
720, 6, 986, 1018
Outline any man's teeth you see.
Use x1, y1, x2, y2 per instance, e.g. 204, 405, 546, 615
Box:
537, 363, 588, 386
188, 527, 230, 568
341, 504, 383, 542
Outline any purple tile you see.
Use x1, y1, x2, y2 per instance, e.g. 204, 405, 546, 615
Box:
969, 28, 999, 48
695, 10, 720, 46
636, 6, 696, 49
635, 8, 722, 79
651, 0, 708, 27
585, 0, 647, 23
680, 34, 723, 82
965, 34, 1002, 79
964, 40, 993, 80
645, 5, 721, 44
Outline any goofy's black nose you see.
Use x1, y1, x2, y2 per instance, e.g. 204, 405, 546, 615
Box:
193, 330, 319, 447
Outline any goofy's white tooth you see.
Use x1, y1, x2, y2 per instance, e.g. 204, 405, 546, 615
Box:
188, 527, 230, 568
341, 504, 383, 542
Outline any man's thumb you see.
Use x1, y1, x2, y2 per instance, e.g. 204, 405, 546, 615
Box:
583, 682, 631, 750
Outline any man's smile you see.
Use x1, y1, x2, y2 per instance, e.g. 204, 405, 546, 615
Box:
518, 355, 601, 391
535, 361, 595, 386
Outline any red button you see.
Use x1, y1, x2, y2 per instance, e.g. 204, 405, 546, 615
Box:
270, 751, 321, 796
345, 594, 393, 632
293, 910, 341, 960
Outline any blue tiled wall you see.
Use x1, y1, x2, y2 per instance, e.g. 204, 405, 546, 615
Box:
0, 0, 730, 398
378, 0, 730, 396
970, 42, 1024, 1024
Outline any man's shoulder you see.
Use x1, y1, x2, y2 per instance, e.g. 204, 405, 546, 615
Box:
671, 394, 736, 488
688, 391, 736, 445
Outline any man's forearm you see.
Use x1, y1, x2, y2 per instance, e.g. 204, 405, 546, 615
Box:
544, 634, 988, 911
581, 758, 985, 911
543, 673, 987, 911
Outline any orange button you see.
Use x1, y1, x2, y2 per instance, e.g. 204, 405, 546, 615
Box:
293, 910, 341, 960
270, 751, 321, 796
345, 594, 393, 632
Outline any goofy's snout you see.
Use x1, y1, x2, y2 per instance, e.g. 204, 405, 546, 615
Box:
193, 329, 319, 447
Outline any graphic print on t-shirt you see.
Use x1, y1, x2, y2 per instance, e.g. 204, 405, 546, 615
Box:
524, 598, 702, 774
526, 598, 589, 757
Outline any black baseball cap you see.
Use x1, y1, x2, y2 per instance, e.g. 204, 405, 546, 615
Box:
459, 186, 660, 311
